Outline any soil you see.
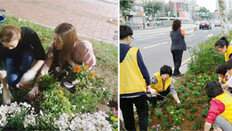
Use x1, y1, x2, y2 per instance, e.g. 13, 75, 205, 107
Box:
144, 75, 212, 130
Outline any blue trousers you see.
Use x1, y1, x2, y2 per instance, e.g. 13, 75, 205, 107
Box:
5, 52, 34, 87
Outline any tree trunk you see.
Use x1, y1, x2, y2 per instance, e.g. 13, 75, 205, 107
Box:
218, 0, 229, 36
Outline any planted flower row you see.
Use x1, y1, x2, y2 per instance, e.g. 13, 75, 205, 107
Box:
0, 65, 118, 130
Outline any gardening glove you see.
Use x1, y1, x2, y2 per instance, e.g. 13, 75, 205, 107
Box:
147, 86, 157, 97
18, 70, 37, 88
3, 87, 13, 105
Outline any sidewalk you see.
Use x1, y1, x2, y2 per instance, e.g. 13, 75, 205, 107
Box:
0, 0, 118, 44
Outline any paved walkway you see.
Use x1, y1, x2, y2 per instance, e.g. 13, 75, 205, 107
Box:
0, 0, 118, 44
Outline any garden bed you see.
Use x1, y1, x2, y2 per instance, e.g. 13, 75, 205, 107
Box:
0, 15, 118, 130
143, 31, 232, 130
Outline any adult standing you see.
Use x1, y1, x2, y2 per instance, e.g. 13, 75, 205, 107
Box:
120, 25, 150, 131
170, 20, 196, 77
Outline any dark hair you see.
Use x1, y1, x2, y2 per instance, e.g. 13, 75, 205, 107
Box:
120, 25, 133, 40
172, 19, 181, 31
160, 65, 172, 76
205, 80, 224, 98
225, 60, 232, 70
215, 37, 229, 48
215, 64, 227, 75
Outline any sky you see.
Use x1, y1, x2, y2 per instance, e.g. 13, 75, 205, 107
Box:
195, 0, 217, 12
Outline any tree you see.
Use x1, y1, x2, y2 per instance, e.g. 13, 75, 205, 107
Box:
144, 1, 163, 16
218, 0, 229, 35
197, 7, 211, 19
120, 0, 135, 11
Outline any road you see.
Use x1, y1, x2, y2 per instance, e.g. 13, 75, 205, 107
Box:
132, 24, 232, 76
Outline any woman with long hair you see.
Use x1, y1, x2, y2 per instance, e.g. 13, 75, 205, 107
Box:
30, 23, 96, 98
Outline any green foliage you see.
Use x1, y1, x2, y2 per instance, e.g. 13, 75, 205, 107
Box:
153, 108, 163, 118
197, 7, 213, 19
38, 75, 59, 91
144, 1, 163, 15
186, 98, 195, 104
39, 90, 72, 116
190, 107, 198, 113
187, 114, 196, 121
193, 121, 202, 130
192, 91, 201, 98
196, 98, 204, 104
120, 0, 135, 11
202, 104, 210, 117
188, 36, 225, 75
148, 118, 152, 125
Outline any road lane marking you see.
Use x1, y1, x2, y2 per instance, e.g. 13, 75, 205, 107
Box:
206, 34, 213, 38
135, 33, 166, 41
142, 42, 168, 49
172, 55, 196, 71
187, 34, 195, 37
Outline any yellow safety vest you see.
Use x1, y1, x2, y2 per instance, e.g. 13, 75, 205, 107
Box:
215, 93, 232, 124
150, 72, 172, 92
224, 46, 232, 62
222, 78, 227, 84
120, 47, 147, 95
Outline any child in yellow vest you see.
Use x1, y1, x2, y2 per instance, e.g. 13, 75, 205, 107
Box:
221, 61, 232, 93
147, 65, 181, 107
215, 37, 232, 62
215, 64, 230, 85
204, 80, 232, 131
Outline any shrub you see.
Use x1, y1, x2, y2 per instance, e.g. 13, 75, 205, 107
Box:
193, 121, 202, 130
187, 114, 196, 121
190, 107, 198, 113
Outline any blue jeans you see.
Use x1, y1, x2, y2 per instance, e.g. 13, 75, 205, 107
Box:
5, 52, 34, 87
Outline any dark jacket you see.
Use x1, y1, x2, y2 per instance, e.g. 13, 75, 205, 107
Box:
170, 29, 186, 51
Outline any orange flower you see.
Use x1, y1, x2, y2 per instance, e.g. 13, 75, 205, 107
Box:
74, 65, 81, 73
84, 66, 89, 71
91, 72, 95, 79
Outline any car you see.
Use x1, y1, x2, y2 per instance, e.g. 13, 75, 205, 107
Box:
199, 21, 212, 29
214, 20, 221, 27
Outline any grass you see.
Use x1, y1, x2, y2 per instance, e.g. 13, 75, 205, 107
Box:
1, 15, 118, 99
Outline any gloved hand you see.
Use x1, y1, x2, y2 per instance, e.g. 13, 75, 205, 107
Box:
148, 86, 157, 97
17, 70, 37, 88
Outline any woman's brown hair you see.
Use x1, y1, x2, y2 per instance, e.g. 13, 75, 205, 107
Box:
53, 23, 78, 68
172, 19, 181, 31
0, 25, 21, 43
